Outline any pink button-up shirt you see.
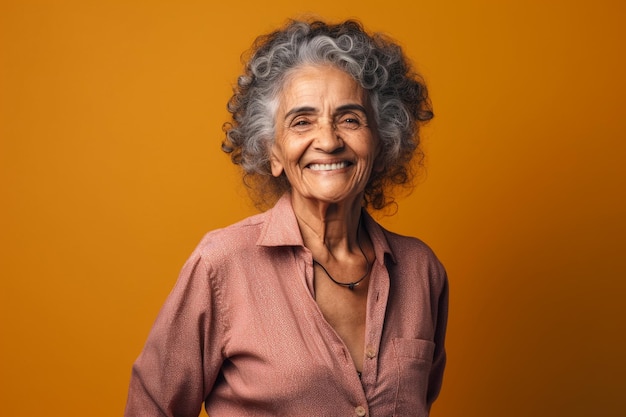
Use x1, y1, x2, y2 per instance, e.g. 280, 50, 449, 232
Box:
125, 194, 448, 417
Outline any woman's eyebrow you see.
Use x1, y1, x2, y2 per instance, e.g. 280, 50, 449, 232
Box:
284, 106, 317, 120
335, 104, 368, 115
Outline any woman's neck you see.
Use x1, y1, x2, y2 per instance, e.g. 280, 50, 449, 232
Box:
291, 193, 364, 257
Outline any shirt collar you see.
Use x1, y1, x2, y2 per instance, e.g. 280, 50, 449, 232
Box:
361, 209, 397, 265
257, 193, 396, 264
257, 193, 305, 247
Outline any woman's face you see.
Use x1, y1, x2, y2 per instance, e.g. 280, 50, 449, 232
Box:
270, 65, 380, 207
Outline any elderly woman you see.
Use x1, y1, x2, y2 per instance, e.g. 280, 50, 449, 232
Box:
125, 19, 448, 417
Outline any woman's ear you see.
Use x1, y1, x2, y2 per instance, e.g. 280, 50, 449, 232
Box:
374, 156, 386, 173
373, 142, 385, 173
269, 145, 284, 177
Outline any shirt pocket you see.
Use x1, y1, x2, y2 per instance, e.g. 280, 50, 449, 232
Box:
391, 338, 435, 416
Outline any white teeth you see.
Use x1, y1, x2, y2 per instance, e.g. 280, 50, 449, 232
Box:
308, 162, 349, 171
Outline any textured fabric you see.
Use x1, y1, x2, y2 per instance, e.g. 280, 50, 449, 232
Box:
125, 194, 448, 417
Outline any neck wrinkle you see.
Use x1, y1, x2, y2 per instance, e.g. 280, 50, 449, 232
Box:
291, 195, 363, 259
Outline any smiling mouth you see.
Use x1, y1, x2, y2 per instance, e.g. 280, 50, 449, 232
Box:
307, 162, 351, 171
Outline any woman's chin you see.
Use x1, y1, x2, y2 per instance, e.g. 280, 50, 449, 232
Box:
293, 189, 363, 208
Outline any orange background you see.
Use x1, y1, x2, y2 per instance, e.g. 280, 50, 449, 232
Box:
1, 1, 625, 416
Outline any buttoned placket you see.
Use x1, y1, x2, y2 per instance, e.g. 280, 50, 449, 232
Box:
360, 257, 390, 389
354, 405, 367, 416
297, 246, 372, 411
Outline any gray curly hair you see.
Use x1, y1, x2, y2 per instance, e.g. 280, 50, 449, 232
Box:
222, 19, 433, 211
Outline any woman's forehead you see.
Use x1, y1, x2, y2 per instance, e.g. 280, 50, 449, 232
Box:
278, 65, 369, 113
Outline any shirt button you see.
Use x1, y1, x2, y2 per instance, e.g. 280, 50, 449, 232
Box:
366, 346, 376, 359
355, 405, 367, 416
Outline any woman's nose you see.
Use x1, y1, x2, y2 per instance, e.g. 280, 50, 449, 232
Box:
313, 121, 344, 152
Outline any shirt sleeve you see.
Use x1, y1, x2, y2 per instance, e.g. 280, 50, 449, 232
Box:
124, 250, 226, 417
427, 267, 449, 407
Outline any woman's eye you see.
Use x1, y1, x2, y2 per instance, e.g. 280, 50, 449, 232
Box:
290, 119, 313, 131
339, 117, 361, 129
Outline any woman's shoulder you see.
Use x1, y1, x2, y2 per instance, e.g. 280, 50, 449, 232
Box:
369, 218, 434, 254
378, 225, 446, 272
386, 229, 435, 253
195, 211, 268, 253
